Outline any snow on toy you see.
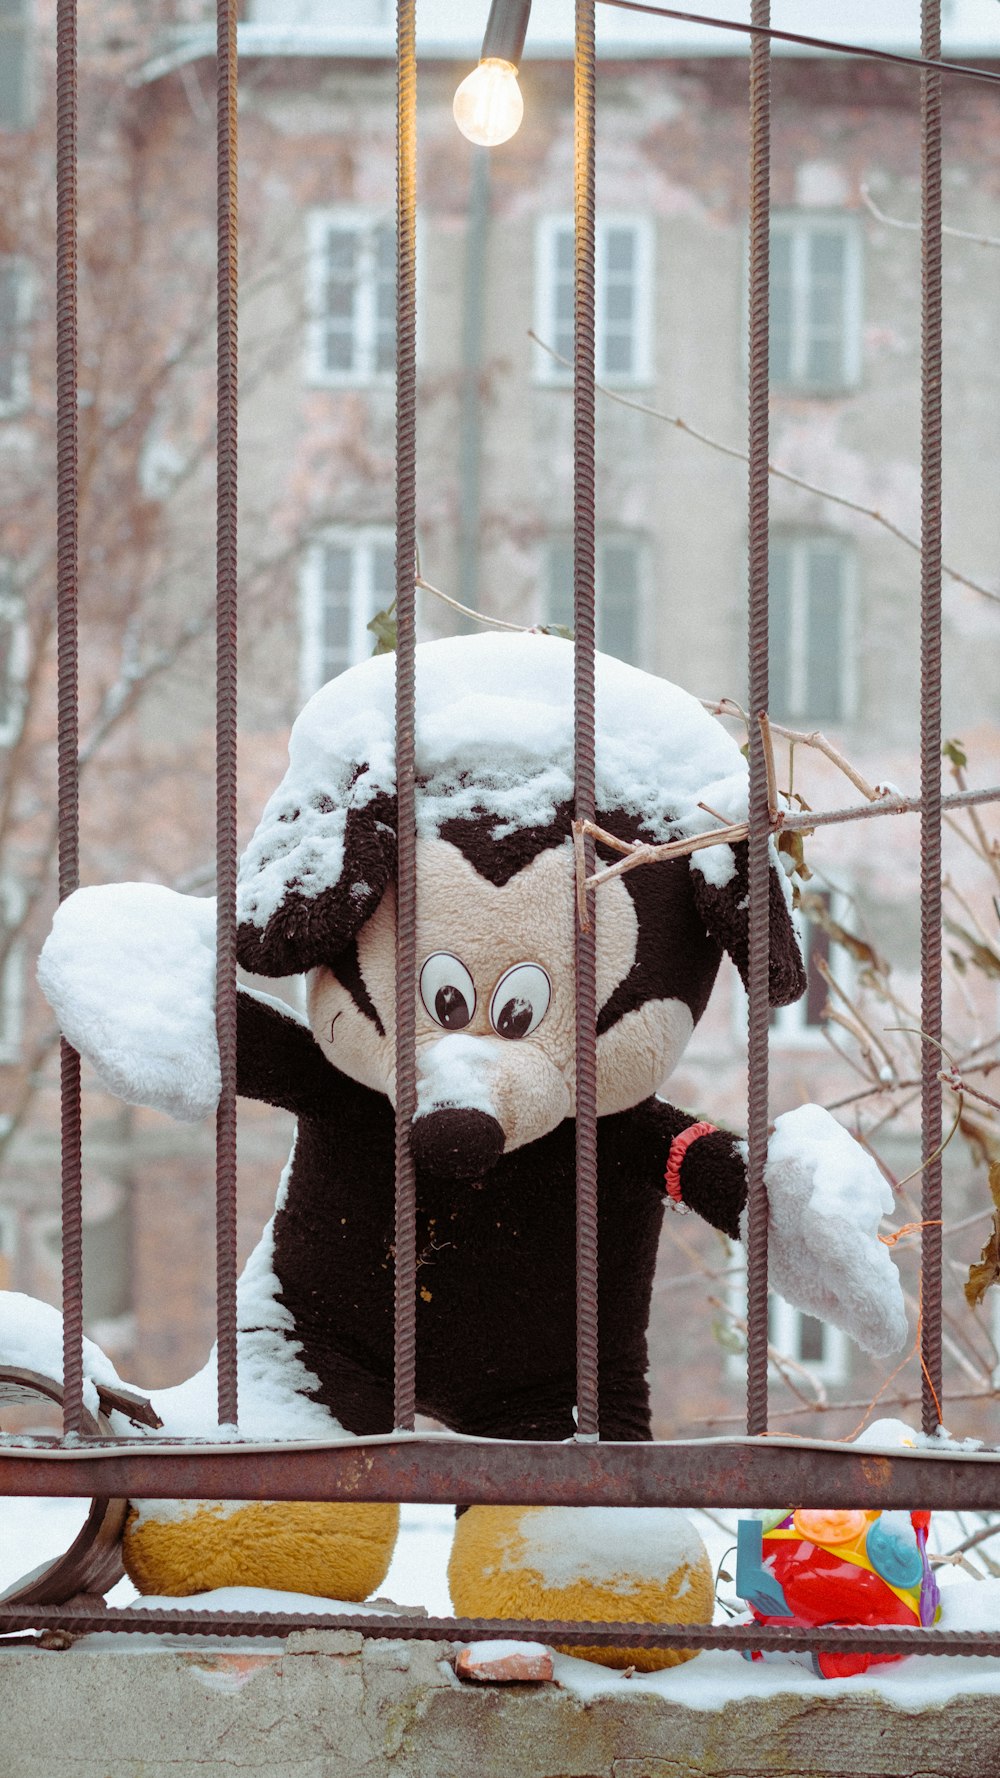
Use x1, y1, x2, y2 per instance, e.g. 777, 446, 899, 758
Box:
736, 1507, 941, 1679
18, 632, 909, 1658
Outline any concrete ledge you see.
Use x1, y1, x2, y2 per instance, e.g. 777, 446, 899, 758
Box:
4, 1634, 1000, 1778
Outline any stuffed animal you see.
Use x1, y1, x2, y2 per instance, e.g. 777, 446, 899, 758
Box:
33, 632, 908, 1665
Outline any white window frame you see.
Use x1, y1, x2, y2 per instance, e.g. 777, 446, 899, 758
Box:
0, 571, 28, 748
533, 214, 654, 388
300, 525, 396, 701
305, 209, 396, 389
768, 533, 857, 726
726, 1254, 849, 1389
767, 211, 863, 395
0, 878, 24, 1065
0, 255, 31, 417
544, 531, 648, 667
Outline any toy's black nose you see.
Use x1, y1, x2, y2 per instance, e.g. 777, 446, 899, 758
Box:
410, 1107, 505, 1181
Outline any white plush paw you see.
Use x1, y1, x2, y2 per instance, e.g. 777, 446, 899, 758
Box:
38, 884, 220, 1122
763, 1104, 908, 1358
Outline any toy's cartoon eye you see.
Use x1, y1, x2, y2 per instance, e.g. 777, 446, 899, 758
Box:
489, 963, 551, 1040
419, 953, 476, 1030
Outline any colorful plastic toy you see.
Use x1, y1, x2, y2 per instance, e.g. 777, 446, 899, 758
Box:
736, 1507, 941, 1678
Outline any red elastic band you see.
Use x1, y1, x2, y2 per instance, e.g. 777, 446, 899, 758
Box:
665, 1121, 718, 1203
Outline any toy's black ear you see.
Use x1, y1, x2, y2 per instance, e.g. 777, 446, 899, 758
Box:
690, 839, 806, 1007
236, 785, 397, 977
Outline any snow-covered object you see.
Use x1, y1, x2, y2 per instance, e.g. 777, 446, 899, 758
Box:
0, 1291, 127, 1422
37, 885, 221, 1122
763, 1105, 908, 1357
414, 1033, 505, 1121
853, 1418, 920, 1449
456, 1641, 554, 1682
508, 1507, 707, 1596
237, 631, 757, 932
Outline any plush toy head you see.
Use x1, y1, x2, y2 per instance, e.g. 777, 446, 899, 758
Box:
236, 634, 804, 1179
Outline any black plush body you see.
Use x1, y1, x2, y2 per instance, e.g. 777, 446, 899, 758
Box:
240, 992, 747, 1443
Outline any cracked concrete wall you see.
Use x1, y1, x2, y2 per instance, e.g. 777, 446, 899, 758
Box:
3, 1632, 999, 1778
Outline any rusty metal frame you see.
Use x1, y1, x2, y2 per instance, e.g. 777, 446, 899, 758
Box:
3, 0, 1000, 1655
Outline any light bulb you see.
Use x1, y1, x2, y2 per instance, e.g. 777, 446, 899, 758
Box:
453, 58, 524, 147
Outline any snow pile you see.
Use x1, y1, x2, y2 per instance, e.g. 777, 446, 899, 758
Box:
763, 1104, 908, 1357
37, 885, 220, 1122
238, 631, 754, 930
509, 1507, 705, 1595
0, 1291, 128, 1422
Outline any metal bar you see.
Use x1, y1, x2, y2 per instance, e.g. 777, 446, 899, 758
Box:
393, 0, 419, 1433
596, 0, 1000, 88
744, 0, 770, 1440
215, 0, 240, 1430
2, 1439, 999, 1508
920, 0, 945, 1436
4, 1604, 1000, 1656
56, 0, 84, 1442
573, 0, 600, 1444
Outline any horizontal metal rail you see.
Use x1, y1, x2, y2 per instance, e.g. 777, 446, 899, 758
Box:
1, 1604, 999, 1657
1, 1437, 999, 1509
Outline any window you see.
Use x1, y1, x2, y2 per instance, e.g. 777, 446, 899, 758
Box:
300, 527, 395, 698
0, 0, 32, 132
727, 1257, 849, 1388
732, 882, 850, 1046
768, 534, 855, 724
534, 216, 654, 386
306, 212, 395, 386
771, 885, 849, 1045
0, 570, 27, 746
769, 214, 862, 393
546, 534, 645, 667
0, 880, 24, 1065
0, 257, 30, 415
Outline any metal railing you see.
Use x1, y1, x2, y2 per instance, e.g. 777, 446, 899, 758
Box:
2, 0, 1000, 1660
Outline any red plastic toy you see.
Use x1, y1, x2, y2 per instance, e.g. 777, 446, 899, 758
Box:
736, 1507, 941, 1679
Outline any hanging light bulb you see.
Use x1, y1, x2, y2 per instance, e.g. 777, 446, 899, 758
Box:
453, 58, 524, 147
454, 0, 532, 148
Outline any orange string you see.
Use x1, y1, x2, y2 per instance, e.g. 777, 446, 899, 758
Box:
879, 1218, 943, 1247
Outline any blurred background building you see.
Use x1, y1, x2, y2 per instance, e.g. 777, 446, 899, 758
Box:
1, 0, 999, 1440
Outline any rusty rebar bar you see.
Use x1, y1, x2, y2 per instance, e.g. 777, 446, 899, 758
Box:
215, 0, 240, 1430
4, 1603, 1000, 1657
744, 0, 771, 1441
920, 0, 945, 1436
56, 0, 84, 1441
573, 0, 600, 1444
393, 0, 419, 1434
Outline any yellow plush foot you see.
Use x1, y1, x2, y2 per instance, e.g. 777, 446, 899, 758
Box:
448, 1505, 713, 1671
123, 1499, 399, 1601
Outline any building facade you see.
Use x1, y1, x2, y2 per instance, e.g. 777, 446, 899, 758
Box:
1, 0, 999, 1439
